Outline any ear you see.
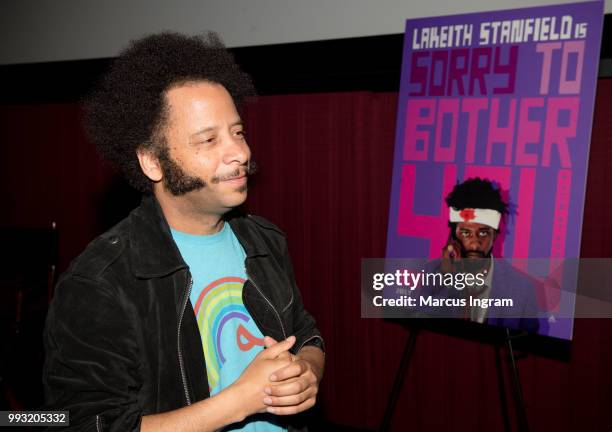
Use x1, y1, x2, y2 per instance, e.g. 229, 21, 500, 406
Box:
136, 148, 163, 183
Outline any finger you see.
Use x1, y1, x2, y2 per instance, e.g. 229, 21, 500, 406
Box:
274, 350, 293, 361
264, 337, 293, 361
269, 359, 307, 382
265, 376, 314, 397
450, 241, 462, 259
261, 335, 295, 359
263, 336, 278, 349
266, 398, 316, 415
263, 386, 315, 407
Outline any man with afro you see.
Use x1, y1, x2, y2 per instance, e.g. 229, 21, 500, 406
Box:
441, 178, 541, 332
443, 177, 508, 264
43, 32, 324, 432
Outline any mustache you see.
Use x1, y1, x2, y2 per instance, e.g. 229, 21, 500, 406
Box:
211, 161, 258, 183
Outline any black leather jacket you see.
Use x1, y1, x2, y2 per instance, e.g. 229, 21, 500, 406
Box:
43, 196, 323, 431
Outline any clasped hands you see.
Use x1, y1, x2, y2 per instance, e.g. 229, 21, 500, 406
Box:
233, 335, 321, 419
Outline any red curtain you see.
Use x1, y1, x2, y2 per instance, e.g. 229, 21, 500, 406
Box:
2, 79, 612, 431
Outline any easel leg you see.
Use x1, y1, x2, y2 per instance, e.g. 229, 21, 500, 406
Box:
379, 327, 419, 432
494, 344, 512, 432
505, 328, 531, 432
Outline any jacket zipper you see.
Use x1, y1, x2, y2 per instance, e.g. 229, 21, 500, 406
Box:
177, 274, 193, 406
245, 267, 287, 340
96, 414, 101, 432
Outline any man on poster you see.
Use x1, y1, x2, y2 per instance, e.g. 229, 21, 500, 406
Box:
43, 32, 324, 431
440, 178, 541, 332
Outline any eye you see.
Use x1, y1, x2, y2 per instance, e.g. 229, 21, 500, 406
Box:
234, 129, 247, 139
197, 136, 216, 145
460, 230, 470, 238
478, 231, 490, 238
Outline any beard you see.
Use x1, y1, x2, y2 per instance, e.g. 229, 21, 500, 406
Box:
462, 257, 488, 274
157, 146, 205, 195
461, 248, 491, 274
156, 146, 258, 196
464, 250, 487, 259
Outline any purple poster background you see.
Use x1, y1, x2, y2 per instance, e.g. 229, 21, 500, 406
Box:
386, 1, 604, 340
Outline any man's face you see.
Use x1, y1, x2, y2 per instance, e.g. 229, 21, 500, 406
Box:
157, 81, 251, 214
454, 221, 496, 259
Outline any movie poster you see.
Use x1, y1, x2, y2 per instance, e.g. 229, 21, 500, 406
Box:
385, 1, 604, 339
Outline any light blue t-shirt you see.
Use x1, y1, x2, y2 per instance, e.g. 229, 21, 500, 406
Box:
171, 223, 285, 431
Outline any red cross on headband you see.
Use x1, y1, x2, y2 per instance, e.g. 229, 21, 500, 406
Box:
449, 208, 501, 230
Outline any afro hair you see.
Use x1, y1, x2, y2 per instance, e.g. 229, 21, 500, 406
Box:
84, 31, 255, 193
445, 177, 509, 216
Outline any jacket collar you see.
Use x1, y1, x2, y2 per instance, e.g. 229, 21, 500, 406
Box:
128, 194, 268, 278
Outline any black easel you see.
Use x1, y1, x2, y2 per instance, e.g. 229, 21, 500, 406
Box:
379, 327, 420, 432
379, 326, 531, 432
502, 328, 531, 432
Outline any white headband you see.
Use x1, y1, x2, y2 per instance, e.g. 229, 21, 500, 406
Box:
449, 207, 501, 230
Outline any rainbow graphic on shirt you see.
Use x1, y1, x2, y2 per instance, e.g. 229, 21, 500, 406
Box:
193, 276, 264, 392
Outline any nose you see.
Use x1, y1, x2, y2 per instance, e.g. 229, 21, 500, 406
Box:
465, 236, 482, 251
223, 134, 250, 166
